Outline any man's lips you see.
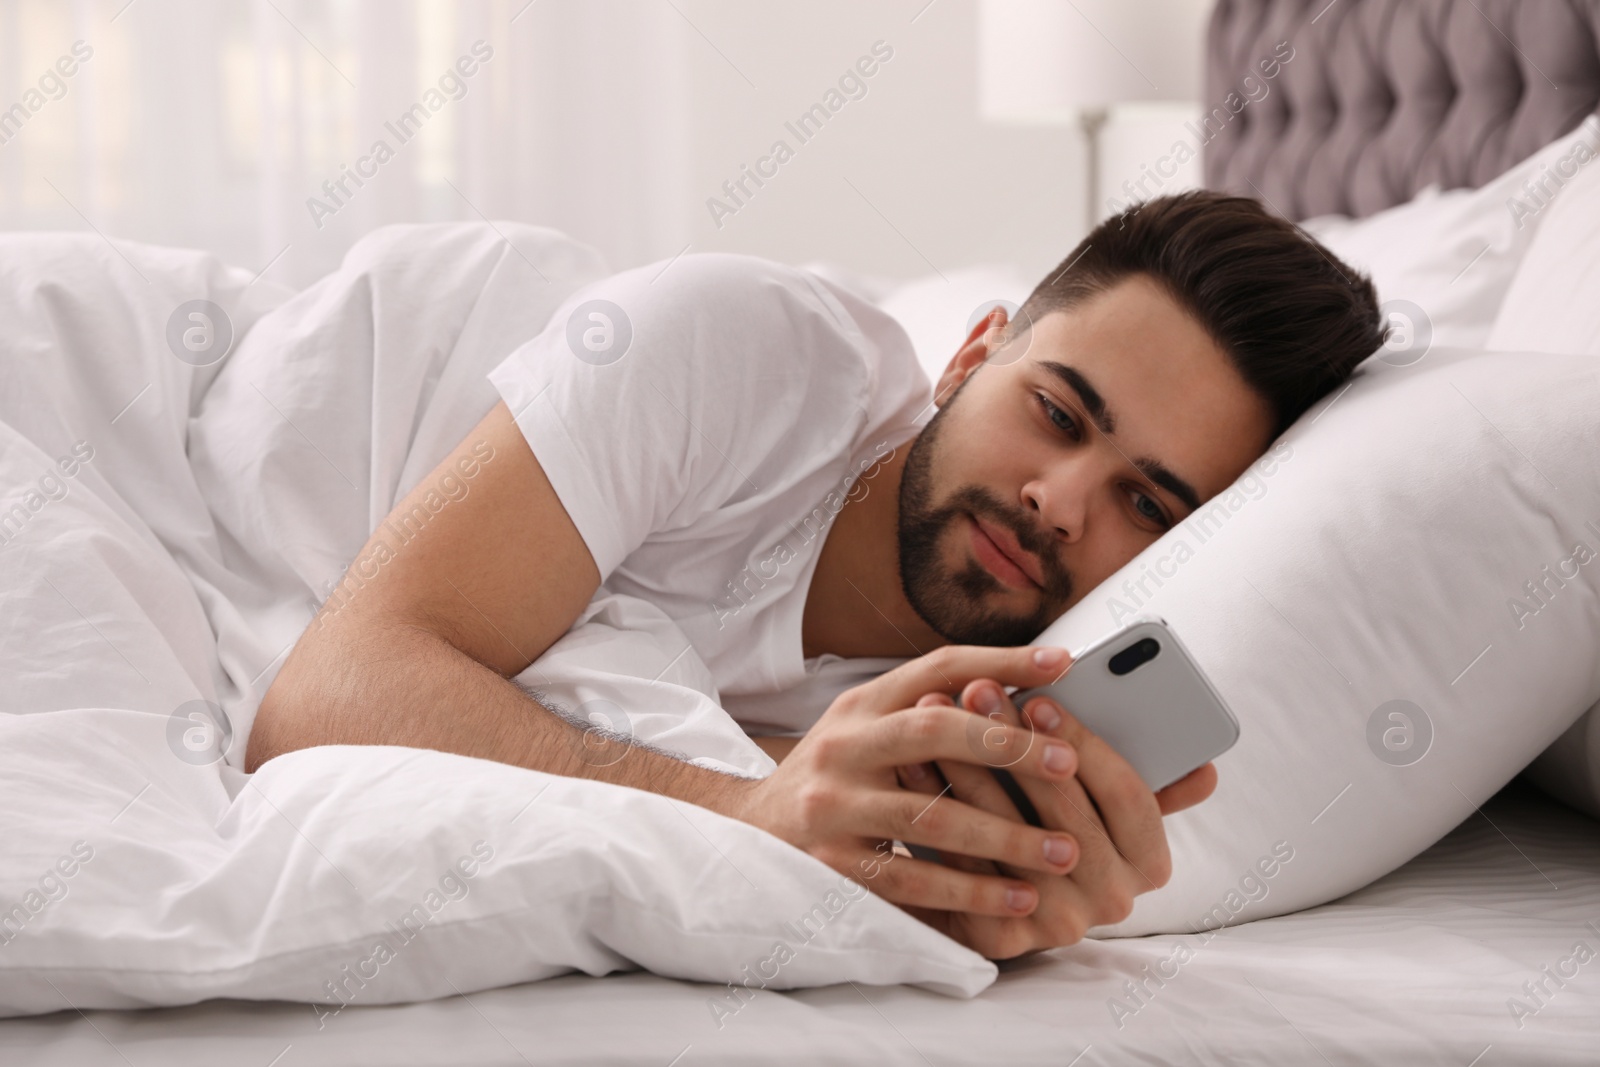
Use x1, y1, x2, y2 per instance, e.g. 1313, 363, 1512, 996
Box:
969, 514, 1044, 591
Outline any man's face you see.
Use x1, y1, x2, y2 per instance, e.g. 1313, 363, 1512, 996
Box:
898, 273, 1275, 645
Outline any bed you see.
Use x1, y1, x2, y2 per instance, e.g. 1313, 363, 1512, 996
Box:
4, 1, 1599, 1063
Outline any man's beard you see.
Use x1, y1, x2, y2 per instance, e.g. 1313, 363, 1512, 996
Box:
896, 380, 1075, 646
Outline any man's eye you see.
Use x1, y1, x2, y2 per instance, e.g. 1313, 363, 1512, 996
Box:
1036, 394, 1081, 440
1132, 491, 1169, 528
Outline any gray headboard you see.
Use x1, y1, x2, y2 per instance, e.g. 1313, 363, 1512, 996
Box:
1204, 0, 1600, 219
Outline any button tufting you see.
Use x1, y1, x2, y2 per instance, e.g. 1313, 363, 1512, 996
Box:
1204, 0, 1600, 219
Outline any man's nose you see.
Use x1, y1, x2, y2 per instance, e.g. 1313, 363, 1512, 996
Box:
1020, 456, 1099, 545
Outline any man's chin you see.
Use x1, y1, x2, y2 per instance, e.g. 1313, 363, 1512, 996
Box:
918, 588, 1056, 647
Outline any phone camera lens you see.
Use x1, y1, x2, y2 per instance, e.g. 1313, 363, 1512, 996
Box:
1108, 637, 1160, 676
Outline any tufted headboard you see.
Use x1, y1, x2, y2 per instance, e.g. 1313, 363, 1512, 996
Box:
1204, 0, 1600, 219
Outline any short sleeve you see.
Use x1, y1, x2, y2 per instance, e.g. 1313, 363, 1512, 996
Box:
487, 253, 872, 582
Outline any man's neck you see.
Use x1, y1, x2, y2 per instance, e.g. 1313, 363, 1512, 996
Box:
801, 439, 950, 660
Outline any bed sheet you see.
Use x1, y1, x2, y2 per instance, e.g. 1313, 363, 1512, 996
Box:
3, 779, 1593, 1066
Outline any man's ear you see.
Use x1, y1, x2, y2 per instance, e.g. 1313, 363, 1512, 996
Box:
933, 306, 1009, 408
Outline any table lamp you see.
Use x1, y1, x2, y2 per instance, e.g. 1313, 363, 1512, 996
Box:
978, 0, 1208, 225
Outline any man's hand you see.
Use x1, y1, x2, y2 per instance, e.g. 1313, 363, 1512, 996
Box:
729, 645, 1088, 934
896, 680, 1217, 958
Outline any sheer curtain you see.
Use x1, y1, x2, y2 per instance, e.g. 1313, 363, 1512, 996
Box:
0, 0, 692, 286
2, 0, 1097, 290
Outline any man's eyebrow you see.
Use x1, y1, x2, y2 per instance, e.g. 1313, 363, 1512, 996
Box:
1135, 458, 1201, 513
1039, 361, 1114, 435
1037, 359, 1202, 512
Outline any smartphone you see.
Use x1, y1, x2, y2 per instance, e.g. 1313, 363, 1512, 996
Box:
903, 617, 1238, 856
968, 616, 1239, 837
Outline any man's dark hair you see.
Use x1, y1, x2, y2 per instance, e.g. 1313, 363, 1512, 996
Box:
1016, 190, 1384, 437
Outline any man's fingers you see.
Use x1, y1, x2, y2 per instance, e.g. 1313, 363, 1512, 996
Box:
896, 759, 945, 795
896, 692, 955, 794
867, 788, 1079, 875
1022, 695, 1173, 890
939, 759, 1024, 823
928, 759, 1028, 875
899, 908, 1047, 961
924, 846, 1000, 879
950, 682, 1097, 845
1155, 761, 1218, 815
864, 854, 1040, 917
858, 704, 1077, 783
1019, 697, 1219, 817
863, 645, 1071, 717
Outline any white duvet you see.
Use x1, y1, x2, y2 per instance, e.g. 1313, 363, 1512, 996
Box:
0, 225, 995, 1018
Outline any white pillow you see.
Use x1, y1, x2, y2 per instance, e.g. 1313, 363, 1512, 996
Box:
1483, 115, 1600, 819
1524, 711, 1600, 820
0, 709, 994, 1018
1025, 347, 1600, 937
1301, 117, 1600, 350
1486, 113, 1600, 356
876, 264, 1034, 386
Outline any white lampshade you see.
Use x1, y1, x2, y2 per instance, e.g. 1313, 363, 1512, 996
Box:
978, 0, 1209, 122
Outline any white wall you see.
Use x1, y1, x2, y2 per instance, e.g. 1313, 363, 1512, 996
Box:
674, 0, 1083, 285
1097, 102, 1206, 222
0, 0, 1214, 290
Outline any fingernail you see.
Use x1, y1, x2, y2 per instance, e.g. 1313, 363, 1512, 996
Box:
1030, 700, 1062, 732
1032, 647, 1067, 669
973, 686, 1003, 715
1043, 743, 1073, 774
1005, 886, 1035, 912
1043, 836, 1076, 867
903, 762, 927, 782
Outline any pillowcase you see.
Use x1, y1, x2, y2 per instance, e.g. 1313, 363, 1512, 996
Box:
1025, 347, 1600, 937
1524, 711, 1600, 820
1300, 117, 1600, 349
0, 708, 995, 1018
876, 264, 1034, 386
1484, 114, 1600, 819
1486, 113, 1600, 356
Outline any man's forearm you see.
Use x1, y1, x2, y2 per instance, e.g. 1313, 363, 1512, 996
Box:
246, 618, 755, 818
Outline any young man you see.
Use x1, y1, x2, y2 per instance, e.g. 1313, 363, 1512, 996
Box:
247, 192, 1382, 959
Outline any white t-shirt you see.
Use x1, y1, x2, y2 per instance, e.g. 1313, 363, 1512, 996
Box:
487, 253, 933, 734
